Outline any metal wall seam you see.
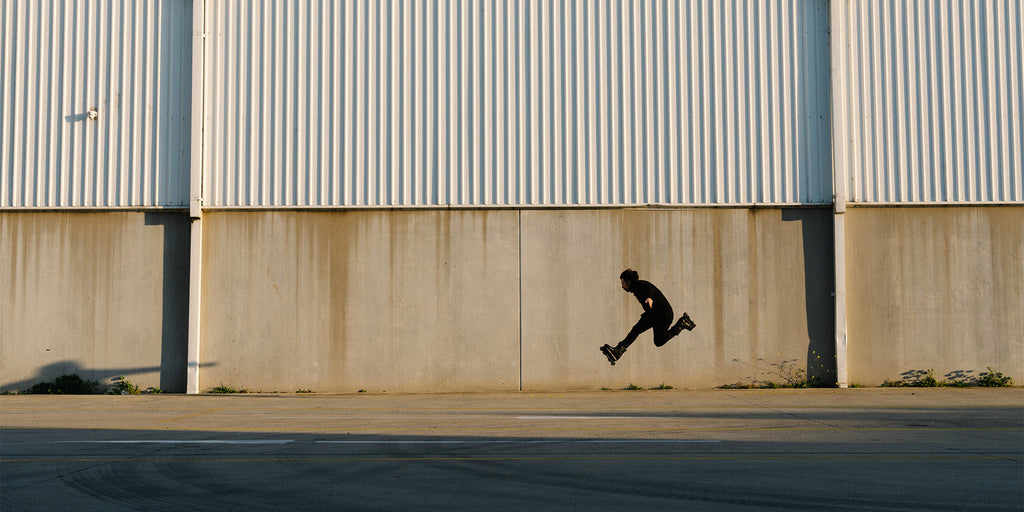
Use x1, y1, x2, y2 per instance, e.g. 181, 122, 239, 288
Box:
201, 0, 834, 208
842, 0, 1023, 204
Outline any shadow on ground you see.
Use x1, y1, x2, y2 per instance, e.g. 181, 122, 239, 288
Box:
3, 425, 1021, 512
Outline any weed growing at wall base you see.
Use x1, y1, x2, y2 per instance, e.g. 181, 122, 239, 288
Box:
978, 367, 1013, 387
107, 376, 141, 395
207, 384, 248, 394
620, 383, 676, 390
882, 368, 1015, 388
719, 357, 835, 389
881, 369, 940, 387
24, 374, 100, 394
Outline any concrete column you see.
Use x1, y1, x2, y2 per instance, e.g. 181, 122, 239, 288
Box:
829, 0, 850, 387
187, 0, 205, 394
187, 219, 202, 394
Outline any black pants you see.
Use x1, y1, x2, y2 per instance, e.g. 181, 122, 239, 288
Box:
620, 307, 675, 349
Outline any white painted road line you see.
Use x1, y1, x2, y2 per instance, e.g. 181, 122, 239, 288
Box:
258, 415, 671, 420
61, 440, 295, 445
516, 416, 663, 420
56, 439, 720, 445
316, 440, 721, 444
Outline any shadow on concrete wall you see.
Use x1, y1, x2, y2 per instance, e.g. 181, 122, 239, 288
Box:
144, 212, 191, 393
1, 360, 218, 394
781, 208, 836, 384
2, 361, 159, 393
776, 0, 834, 384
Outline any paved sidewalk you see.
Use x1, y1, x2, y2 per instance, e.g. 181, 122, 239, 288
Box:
2, 388, 1022, 511
3, 387, 1021, 432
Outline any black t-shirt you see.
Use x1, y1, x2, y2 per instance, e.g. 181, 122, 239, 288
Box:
629, 280, 671, 314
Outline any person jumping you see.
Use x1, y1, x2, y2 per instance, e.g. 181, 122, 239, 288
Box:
601, 269, 695, 365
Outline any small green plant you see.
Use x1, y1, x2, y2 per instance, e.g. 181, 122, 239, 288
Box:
296, 389, 314, 393
625, 383, 644, 390
978, 367, 1013, 387
942, 370, 980, 387
357, 389, 367, 393
208, 384, 245, 394
107, 376, 141, 395
915, 369, 939, 387
601, 386, 612, 391
721, 358, 832, 389
146, 387, 164, 394
882, 368, 1014, 387
652, 383, 674, 390
25, 374, 100, 394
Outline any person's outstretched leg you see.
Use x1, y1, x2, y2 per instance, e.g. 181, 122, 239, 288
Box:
658, 313, 696, 347
652, 313, 675, 347
611, 314, 654, 359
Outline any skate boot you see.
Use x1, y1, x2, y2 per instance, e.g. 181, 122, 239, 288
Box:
600, 344, 626, 365
669, 316, 688, 337
682, 312, 696, 331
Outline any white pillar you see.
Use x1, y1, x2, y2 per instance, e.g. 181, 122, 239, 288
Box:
187, 0, 205, 394
829, 0, 849, 388
187, 219, 203, 394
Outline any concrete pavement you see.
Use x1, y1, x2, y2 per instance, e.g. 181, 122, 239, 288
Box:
2, 388, 1022, 511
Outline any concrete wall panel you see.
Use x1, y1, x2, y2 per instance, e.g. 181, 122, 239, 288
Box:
198, 208, 836, 392
0, 212, 189, 392
846, 207, 1024, 385
519, 208, 836, 390
9, 207, 1017, 393
199, 211, 521, 393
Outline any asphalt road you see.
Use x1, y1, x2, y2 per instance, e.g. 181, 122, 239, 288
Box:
2, 389, 1022, 511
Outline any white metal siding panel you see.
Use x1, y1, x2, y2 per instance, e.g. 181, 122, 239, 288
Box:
0, 0, 191, 208
839, 0, 1023, 204
203, 0, 833, 208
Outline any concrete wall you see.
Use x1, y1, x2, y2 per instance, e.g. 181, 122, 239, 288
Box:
7, 206, 1018, 393
199, 211, 522, 393
0, 212, 190, 393
520, 209, 835, 390
198, 208, 835, 392
845, 207, 1024, 386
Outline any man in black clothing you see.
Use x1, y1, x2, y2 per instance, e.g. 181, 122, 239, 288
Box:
601, 269, 695, 365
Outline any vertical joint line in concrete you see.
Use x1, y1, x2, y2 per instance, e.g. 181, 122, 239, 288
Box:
518, 210, 523, 391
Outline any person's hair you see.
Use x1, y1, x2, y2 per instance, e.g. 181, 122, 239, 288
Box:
620, 269, 639, 282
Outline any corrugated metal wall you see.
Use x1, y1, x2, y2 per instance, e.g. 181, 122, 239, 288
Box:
839, 0, 1023, 204
8, 0, 1017, 210
203, 0, 833, 208
0, 0, 191, 208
